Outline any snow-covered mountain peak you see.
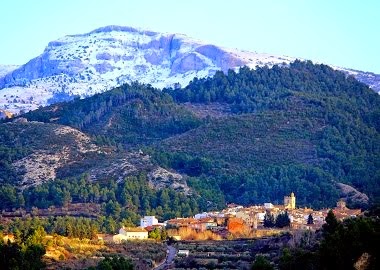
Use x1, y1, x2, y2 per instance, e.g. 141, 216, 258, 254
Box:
0, 25, 379, 114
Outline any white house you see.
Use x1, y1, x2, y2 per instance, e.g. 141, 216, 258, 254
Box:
140, 216, 159, 228
257, 212, 266, 221
177, 249, 190, 257
113, 227, 148, 243
264, 203, 274, 209
194, 212, 210, 219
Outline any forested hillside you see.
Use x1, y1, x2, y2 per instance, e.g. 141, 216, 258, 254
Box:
161, 61, 380, 207
5, 60, 380, 210
21, 82, 201, 146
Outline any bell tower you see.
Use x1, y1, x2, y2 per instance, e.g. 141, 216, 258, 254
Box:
284, 192, 296, 210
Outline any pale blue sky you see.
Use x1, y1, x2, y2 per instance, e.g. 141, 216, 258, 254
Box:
1, 0, 379, 73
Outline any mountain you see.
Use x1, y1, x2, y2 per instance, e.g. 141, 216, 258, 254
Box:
0, 65, 19, 77
16, 61, 380, 209
0, 120, 190, 194
1, 25, 379, 114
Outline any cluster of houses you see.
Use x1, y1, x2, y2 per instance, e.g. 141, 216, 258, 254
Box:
112, 215, 165, 243
164, 193, 361, 233
111, 193, 362, 242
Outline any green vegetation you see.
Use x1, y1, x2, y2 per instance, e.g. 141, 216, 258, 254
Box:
262, 211, 290, 228
263, 211, 275, 228
1, 60, 379, 211
0, 226, 46, 270
278, 211, 379, 269
251, 255, 274, 270
160, 61, 380, 207
275, 212, 291, 228
0, 173, 201, 233
88, 256, 134, 270
22, 82, 201, 146
6, 216, 100, 239
0, 223, 165, 269
148, 227, 168, 241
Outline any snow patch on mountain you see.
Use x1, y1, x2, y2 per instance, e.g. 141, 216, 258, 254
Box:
0, 25, 379, 114
0, 65, 19, 77
333, 66, 380, 92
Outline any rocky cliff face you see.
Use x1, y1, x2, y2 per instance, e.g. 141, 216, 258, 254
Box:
0, 25, 379, 114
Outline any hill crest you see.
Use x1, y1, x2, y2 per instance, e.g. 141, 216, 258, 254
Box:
0, 25, 379, 114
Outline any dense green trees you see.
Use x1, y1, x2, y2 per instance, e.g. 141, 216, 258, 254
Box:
278, 211, 379, 270
0, 226, 46, 270
0, 173, 201, 232
275, 212, 290, 228
148, 227, 167, 241
263, 211, 290, 228
319, 211, 379, 269
279, 247, 317, 270
21, 82, 201, 146
263, 211, 275, 228
1, 60, 379, 210
0, 184, 21, 209
161, 61, 380, 207
88, 256, 134, 270
251, 255, 274, 270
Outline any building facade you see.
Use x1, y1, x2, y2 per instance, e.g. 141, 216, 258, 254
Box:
113, 227, 148, 243
140, 216, 159, 228
284, 192, 296, 210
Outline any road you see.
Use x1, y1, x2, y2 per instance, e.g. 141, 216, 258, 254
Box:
154, 245, 176, 270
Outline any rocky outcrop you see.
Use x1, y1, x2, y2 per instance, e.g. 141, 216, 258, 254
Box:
337, 182, 369, 206
10, 123, 102, 188
7, 123, 192, 194
88, 151, 151, 182
148, 167, 191, 194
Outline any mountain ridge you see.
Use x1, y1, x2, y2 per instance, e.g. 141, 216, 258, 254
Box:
14, 62, 379, 208
1, 25, 379, 114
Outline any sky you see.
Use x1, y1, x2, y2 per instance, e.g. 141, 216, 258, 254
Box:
1, 0, 379, 73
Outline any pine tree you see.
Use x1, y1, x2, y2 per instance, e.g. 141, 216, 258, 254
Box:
251, 255, 274, 270
263, 211, 275, 228
275, 211, 290, 228
323, 210, 339, 236
307, 214, 314, 225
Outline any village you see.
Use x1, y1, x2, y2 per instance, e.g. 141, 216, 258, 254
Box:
111, 193, 362, 242
0, 192, 368, 269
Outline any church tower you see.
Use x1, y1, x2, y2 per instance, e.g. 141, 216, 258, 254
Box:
290, 192, 296, 209
284, 192, 296, 210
